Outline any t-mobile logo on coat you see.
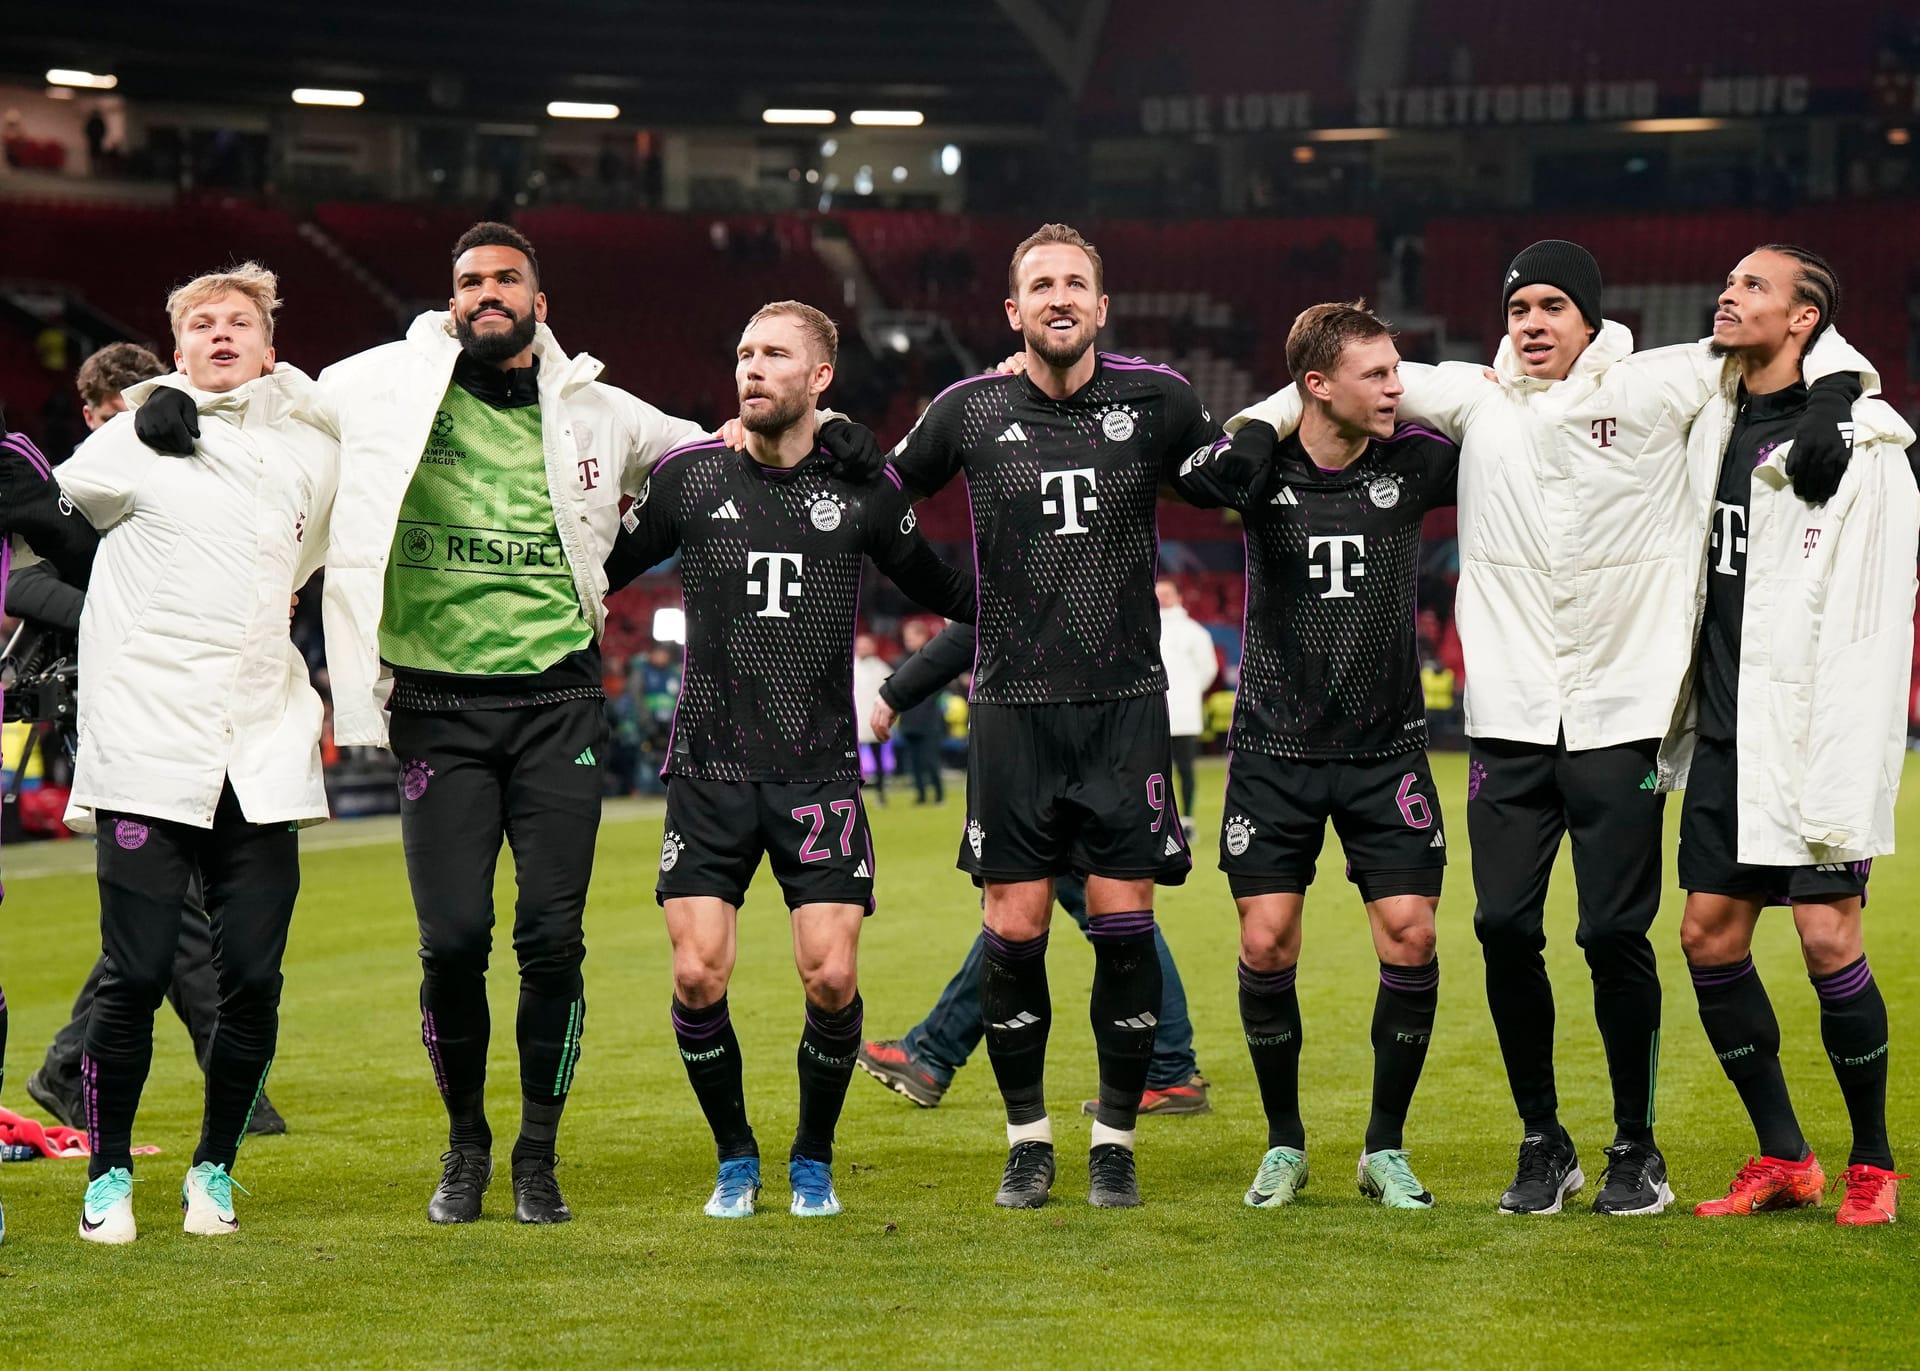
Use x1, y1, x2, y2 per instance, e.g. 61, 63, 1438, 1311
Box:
1040, 467, 1098, 535
1308, 534, 1366, 599
1711, 502, 1747, 575
746, 550, 804, 617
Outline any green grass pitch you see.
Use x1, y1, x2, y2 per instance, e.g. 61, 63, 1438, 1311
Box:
0, 754, 1913, 1368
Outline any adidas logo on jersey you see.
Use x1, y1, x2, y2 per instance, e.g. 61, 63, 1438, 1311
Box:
1114, 1012, 1159, 1030
997, 423, 1029, 443
710, 499, 741, 520
575, 747, 597, 766
854, 860, 870, 878
990, 1010, 1041, 1031
1430, 830, 1445, 848
1270, 485, 1300, 506
1163, 833, 1182, 857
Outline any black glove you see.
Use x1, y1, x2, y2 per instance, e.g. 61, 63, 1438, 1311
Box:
1213, 420, 1279, 504
818, 418, 887, 484
133, 384, 200, 456
1785, 373, 1862, 506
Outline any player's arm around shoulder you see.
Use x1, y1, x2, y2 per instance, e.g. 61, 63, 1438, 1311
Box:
1392, 360, 1489, 439
865, 471, 976, 622
594, 381, 711, 496
603, 438, 697, 593
55, 408, 159, 530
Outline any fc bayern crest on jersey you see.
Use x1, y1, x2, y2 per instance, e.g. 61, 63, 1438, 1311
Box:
1368, 475, 1401, 509
808, 493, 846, 532
660, 830, 686, 872
1223, 814, 1256, 857
1101, 408, 1136, 442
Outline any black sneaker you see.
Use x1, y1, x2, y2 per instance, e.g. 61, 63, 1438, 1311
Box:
993, 1140, 1056, 1209
26, 1069, 82, 1130
1088, 1143, 1142, 1208
512, 1156, 573, 1224
1594, 1141, 1674, 1216
246, 1094, 288, 1136
427, 1148, 493, 1224
1498, 1132, 1585, 1215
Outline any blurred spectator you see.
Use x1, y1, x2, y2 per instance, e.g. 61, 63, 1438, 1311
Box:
891, 619, 947, 805
854, 631, 892, 802
1157, 578, 1217, 832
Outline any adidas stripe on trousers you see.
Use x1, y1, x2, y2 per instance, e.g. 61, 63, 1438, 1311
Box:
1465, 733, 1666, 1144
390, 696, 607, 1110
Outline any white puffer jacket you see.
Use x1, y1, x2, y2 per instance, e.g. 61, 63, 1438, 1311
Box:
1659, 390, 1918, 864
1229, 325, 1874, 750
317, 312, 706, 748
56, 366, 337, 832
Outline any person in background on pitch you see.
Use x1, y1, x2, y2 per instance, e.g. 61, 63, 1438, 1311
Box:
23, 343, 286, 1140
889, 618, 947, 805
1156, 577, 1218, 838
16, 264, 337, 1244
1670, 246, 1916, 1227
604, 301, 973, 1220
853, 632, 891, 803
860, 617, 1211, 1116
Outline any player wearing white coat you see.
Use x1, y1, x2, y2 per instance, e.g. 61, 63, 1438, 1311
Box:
1227, 242, 1874, 1216
1669, 246, 1917, 1228
43, 266, 336, 1245
1157, 578, 1218, 828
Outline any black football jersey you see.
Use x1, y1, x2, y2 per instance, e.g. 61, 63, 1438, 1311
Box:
1207, 423, 1459, 761
1696, 381, 1807, 742
611, 439, 974, 782
889, 354, 1219, 705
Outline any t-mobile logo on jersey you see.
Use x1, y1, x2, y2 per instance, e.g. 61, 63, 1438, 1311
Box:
746, 550, 804, 617
1307, 534, 1366, 599
1711, 502, 1747, 575
1040, 467, 1099, 536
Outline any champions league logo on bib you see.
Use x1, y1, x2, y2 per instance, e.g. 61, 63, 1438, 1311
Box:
1101, 408, 1136, 443
808, 493, 846, 532
1224, 815, 1256, 857
1368, 476, 1401, 510
660, 830, 686, 872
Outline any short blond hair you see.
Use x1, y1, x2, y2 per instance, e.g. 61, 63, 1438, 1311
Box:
166, 261, 281, 345
744, 300, 838, 366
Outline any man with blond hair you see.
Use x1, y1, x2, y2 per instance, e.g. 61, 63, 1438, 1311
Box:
22, 340, 287, 1141
604, 300, 972, 1219
3, 263, 338, 1243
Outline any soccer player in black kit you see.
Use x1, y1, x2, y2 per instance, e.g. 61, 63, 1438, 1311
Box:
1199, 303, 1455, 1210
887, 224, 1222, 1208
605, 302, 974, 1219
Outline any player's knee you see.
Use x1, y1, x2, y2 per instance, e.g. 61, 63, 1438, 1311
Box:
1794, 919, 1860, 977
220, 963, 285, 1011
672, 960, 730, 1008
800, 959, 858, 1011
1678, 909, 1743, 966
1471, 902, 1542, 952
420, 922, 493, 972
1380, 918, 1436, 965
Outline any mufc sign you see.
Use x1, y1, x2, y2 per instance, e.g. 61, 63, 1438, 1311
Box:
1138, 73, 1819, 135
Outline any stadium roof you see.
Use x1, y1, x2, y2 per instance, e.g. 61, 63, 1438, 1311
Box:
6, 0, 1072, 127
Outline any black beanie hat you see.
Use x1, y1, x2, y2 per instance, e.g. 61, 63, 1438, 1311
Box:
1502, 239, 1603, 331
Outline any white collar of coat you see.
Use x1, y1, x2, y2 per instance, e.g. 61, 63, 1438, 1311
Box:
409, 310, 606, 397
122, 363, 319, 428
1491, 318, 1635, 393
